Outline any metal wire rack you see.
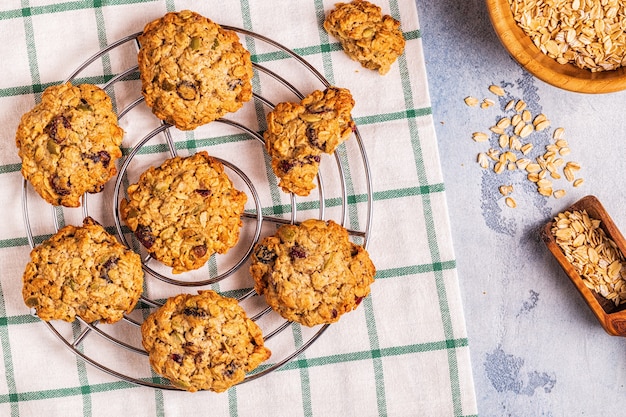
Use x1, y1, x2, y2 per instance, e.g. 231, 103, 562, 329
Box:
21, 26, 373, 390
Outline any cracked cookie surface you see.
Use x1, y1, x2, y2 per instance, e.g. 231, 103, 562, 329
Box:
141, 290, 271, 392
16, 82, 124, 207
138, 10, 253, 130
22, 217, 144, 324
250, 219, 375, 326
324, 0, 405, 75
120, 151, 247, 274
264, 87, 355, 196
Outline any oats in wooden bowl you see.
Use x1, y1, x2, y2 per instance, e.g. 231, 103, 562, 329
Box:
486, 0, 626, 93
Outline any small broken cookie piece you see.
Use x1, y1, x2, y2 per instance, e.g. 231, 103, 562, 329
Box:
120, 151, 247, 274
138, 10, 253, 130
141, 290, 271, 392
249, 219, 376, 327
22, 216, 144, 324
324, 0, 406, 75
15, 82, 124, 207
264, 87, 355, 196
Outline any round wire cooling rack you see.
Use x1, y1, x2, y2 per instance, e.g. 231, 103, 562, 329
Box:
21, 26, 373, 390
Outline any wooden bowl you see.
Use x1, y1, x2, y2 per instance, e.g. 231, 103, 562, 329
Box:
485, 0, 626, 94
542, 195, 626, 336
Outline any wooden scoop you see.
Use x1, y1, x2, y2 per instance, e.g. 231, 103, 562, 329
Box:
541, 195, 626, 336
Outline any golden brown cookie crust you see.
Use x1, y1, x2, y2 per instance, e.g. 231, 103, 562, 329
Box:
250, 219, 375, 326
141, 290, 271, 392
22, 217, 144, 324
264, 87, 355, 196
15, 82, 124, 207
324, 0, 406, 75
138, 10, 253, 130
120, 151, 247, 274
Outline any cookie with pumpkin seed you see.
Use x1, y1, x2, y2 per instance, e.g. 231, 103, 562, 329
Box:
249, 219, 375, 327
141, 290, 271, 392
22, 217, 143, 324
138, 10, 253, 130
264, 86, 355, 196
324, 0, 406, 75
15, 82, 124, 207
120, 151, 246, 274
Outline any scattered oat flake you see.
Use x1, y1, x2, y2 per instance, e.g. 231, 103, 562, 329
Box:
519, 124, 534, 138
489, 84, 505, 96
477, 153, 489, 168
464, 96, 479, 107
499, 185, 513, 196
553, 127, 565, 139
481, 99, 495, 109
535, 120, 551, 131
505, 197, 517, 208
472, 132, 489, 142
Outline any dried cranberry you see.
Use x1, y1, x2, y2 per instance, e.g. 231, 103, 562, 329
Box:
254, 245, 277, 264
306, 104, 331, 115
307, 155, 321, 163
223, 362, 238, 378
183, 307, 207, 317
289, 245, 307, 260
50, 174, 70, 196
355, 296, 363, 305
192, 244, 207, 258
171, 353, 183, 365
278, 159, 295, 173
134, 224, 155, 249
306, 127, 323, 149
45, 115, 71, 143
195, 189, 211, 197
85, 151, 111, 168
331, 309, 338, 318
100, 256, 119, 282
228, 79, 243, 91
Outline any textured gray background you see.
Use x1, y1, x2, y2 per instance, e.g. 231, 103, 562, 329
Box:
417, 0, 626, 415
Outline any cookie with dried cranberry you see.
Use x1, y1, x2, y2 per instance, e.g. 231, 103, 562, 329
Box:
324, 0, 406, 75
138, 10, 253, 130
141, 290, 271, 392
22, 217, 144, 324
249, 219, 375, 327
15, 82, 124, 207
120, 151, 247, 274
264, 87, 355, 196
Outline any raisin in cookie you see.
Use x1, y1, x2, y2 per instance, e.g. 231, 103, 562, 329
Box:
22, 217, 144, 324
120, 151, 247, 274
250, 219, 375, 327
15, 82, 124, 207
141, 290, 271, 392
138, 10, 253, 130
264, 87, 355, 196
324, 0, 406, 75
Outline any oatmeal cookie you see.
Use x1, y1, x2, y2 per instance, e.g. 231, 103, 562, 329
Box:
264, 87, 355, 196
138, 10, 253, 130
15, 82, 124, 207
120, 151, 247, 274
141, 290, 271, 392
324, 0, 406, 75
250, 219, 375, 326
22, 217, 144, 324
